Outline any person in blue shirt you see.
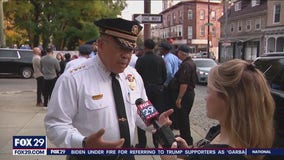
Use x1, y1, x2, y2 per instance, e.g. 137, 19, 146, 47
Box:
159, 42, 181, 86
159, 41, 181, 130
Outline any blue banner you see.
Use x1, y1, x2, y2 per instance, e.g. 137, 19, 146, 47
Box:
46, 148, 284, 155
13, 136, 46, 149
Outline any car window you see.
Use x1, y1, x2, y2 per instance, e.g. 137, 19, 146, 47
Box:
254, 58, 284, 91
194, 59, 217, 67
0, 50, 19, 59
19, 50, 33, 59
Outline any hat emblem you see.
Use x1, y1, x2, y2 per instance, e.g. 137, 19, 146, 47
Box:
131, 25, 139, 35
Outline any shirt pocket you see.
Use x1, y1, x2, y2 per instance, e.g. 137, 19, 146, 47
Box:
84, 93, 109, 110
126, 90, 141, 105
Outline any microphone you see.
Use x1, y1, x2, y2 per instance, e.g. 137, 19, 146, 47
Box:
135, 98, 175, 148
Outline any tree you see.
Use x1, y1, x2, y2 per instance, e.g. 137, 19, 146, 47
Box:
4, 0, 127, 50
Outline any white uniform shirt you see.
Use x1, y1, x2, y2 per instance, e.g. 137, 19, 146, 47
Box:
64, 56, 88, 71
44, 56, 148, 148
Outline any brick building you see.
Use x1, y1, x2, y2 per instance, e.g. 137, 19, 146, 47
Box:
157, 0, 223, 58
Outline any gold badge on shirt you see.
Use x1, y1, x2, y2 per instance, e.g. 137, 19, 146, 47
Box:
92, 94, 103, 100
126, 74, 136, 90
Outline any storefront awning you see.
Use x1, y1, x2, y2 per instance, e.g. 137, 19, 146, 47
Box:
220, 35, 262, 43
192, 39, 208, 44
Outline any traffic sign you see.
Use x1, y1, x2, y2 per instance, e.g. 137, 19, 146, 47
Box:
133, 14, 163, 24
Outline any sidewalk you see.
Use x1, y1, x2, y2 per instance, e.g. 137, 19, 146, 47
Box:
0, 90, 203, 160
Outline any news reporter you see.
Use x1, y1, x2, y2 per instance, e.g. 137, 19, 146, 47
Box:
161, 59, 275, 160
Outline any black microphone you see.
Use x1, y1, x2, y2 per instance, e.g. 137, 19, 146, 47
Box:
135, 98, 175, 148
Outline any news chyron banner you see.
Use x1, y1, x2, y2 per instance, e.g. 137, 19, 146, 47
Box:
12, 136, 284, 156
13, 136, 47, 155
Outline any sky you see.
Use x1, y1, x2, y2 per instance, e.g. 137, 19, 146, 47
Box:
121, 0, 222, 20
121, 0, 180, 20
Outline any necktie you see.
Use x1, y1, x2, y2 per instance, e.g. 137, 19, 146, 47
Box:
110, 73, 131, 148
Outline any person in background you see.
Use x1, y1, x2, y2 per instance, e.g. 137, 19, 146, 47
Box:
56, 52, 65, 76
44, 18, 173, 160
85, 39, 98, 58
32, 47, 44, 106
64, 44, 92, 71
161, 59, 275, 160
171, 44, 197, 145
40, 47, 60, 107
159, 41, 181, 130
135, 39, 167, 148
129, 51, 138, 68
56, 52, 64, 62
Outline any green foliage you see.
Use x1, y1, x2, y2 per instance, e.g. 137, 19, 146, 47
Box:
3, 0, 127, 50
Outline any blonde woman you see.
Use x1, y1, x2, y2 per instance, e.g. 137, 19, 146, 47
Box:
161, 59, 275, 160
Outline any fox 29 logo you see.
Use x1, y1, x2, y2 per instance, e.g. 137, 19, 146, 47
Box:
13, 136, 46, 149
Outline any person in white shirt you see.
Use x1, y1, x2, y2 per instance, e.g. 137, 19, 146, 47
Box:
64, 44, 92, 71
44, 18, 173, 160
32, 47, 44, 106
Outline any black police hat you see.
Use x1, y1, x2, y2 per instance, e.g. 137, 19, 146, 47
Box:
159, 41, 172, 51
79, 44, 92, 55
94, 18, 143, 50
178, 44, 190, 54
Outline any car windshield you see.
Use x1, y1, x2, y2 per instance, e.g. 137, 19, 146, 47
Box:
194, 59, 217, 68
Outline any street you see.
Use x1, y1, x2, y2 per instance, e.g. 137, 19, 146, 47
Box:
0, 78, 217, 160
0, 78, 217, 137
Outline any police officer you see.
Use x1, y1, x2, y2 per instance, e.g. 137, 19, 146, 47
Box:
172, 44, 197, 145
44, 18, 173, 160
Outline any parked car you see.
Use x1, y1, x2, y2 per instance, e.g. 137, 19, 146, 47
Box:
0, 48, 34, 78
196, 51, 216, 60
253, 53, 284, 148
192, 58, 217, 83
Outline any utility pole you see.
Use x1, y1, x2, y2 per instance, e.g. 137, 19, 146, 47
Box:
144, 0, 151, 40
224, 0, 228, 61
207, 0, 210, 58
0, 0, 6, 47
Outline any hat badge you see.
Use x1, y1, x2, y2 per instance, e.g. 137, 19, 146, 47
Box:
131, 25, 139, 35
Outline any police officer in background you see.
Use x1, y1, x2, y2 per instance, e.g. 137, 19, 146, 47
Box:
171, 44, 197, 146
44, 18, 173, 160
135, 39, 167, 148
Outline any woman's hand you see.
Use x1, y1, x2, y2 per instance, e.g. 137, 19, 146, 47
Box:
160, 142, 178, 160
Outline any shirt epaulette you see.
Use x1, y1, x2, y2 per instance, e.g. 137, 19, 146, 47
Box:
69, 65, 86, 74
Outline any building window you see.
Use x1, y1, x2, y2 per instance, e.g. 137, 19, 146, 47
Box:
246, 19, 251, 31
211, 10, 216, 21
211, 26, 216, 37
172, 13, 176, 25
200, 9, 205, 20
238, 20, 242, 32
255, 18, 261, 30
230, 23, 234, 32
188, 9, 193, 20
274, 4, 281, 23
177, 25, 182, 37
167, 15, 171, 26
188, 26, 193, 39
252, 0, 260, 7
235, 1, 242, 11
179, 10, 183, 23
200, 25, 205, 36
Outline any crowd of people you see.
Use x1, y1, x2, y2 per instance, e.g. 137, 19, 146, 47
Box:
29, 17, 278, 160
32, 43, 95, 107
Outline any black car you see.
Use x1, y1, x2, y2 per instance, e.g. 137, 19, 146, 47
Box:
253, 53, 284, 148
0, 48, 34, 78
